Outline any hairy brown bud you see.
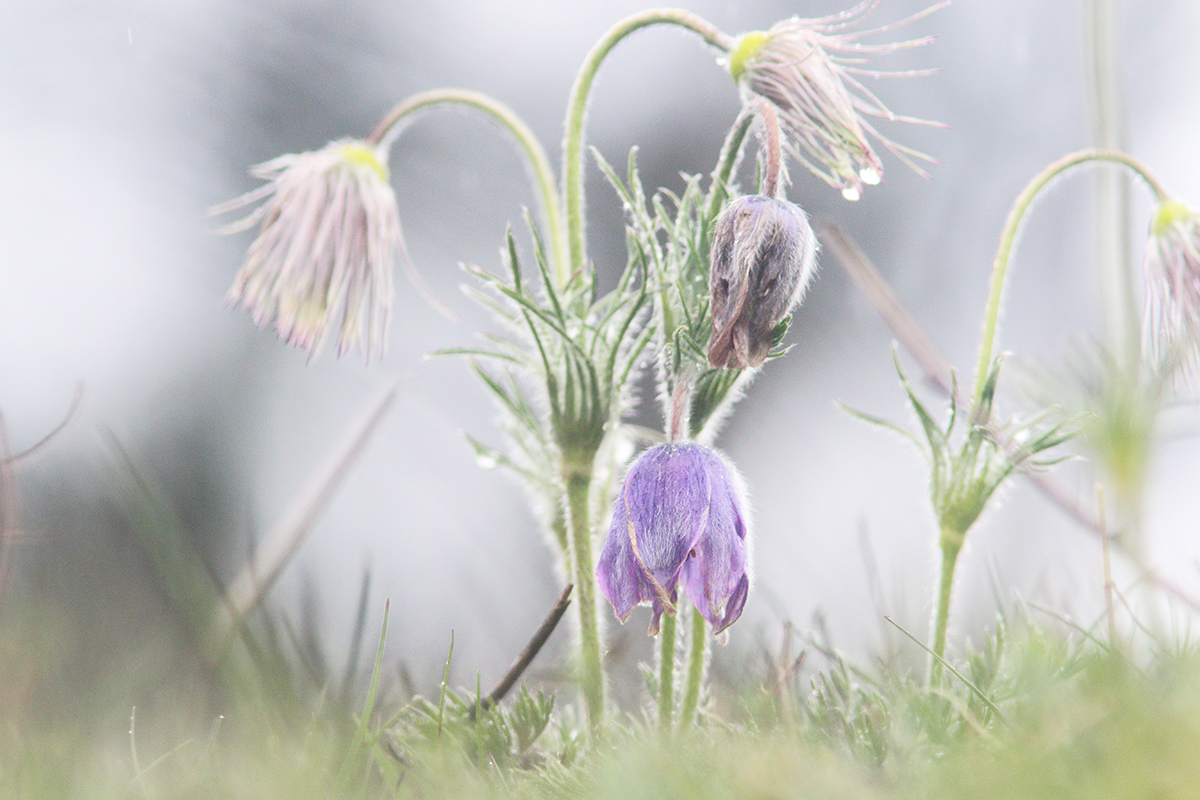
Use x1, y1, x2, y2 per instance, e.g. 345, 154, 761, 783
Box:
707, 195, 817, 369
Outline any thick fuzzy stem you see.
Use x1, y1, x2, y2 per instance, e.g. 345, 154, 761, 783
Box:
565, 471, 605, 732
680, 604, 708, 727
928, 536, 962, 687
657, 611, 677, 738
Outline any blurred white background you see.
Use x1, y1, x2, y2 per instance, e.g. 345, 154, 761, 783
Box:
2, 0, 1199, 706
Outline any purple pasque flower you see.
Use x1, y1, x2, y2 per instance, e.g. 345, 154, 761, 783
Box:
212, 139, 401, 361
727, 1, 942, 201
596, 443, 750, 636
708, 194, 818, 370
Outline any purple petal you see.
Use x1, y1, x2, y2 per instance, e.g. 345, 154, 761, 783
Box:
715, 573, 750, 634
597, 443, 752, 635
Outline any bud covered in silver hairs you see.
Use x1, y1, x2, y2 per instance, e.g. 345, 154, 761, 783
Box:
707, 195, 818, 370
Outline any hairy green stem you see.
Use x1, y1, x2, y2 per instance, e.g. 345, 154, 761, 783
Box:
368, 89, 568, 286
705, 112, 755, 222
549, 506, 569, 563
564, 9, 734, 282
680, 605, 707, 727
658, 611, 677, 738
660, 111, 752, 350
565, 471, 604, 731
971, 149, 1168, 407
929, 537, 962, 686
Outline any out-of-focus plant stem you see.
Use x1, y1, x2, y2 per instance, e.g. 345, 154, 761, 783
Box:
1086, 0, 1137, 371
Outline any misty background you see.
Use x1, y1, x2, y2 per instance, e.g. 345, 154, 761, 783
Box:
2, 0, 1199, 717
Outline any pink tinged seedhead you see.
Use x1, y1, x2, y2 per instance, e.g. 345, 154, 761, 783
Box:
1144, 200, 1200, 372
708, 195, 818, 370
596, 443, 750, 636
212, 139, 401, 361
728, 1, 943, 200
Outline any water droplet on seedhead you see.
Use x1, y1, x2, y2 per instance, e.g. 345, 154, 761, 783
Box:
841, 186, 861, 201
860, 166, 880, 185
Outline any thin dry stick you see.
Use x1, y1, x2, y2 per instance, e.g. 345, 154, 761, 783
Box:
3, 383, 83, 464
818, 221, 953, 392
482, 583, 574, 709
819, 221, 1200, 616
208, 384, 398, 655
821, 219, 1095, 523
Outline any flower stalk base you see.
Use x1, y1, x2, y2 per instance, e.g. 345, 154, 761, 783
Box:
929, 534, 963, 687
566, 471, 605, 732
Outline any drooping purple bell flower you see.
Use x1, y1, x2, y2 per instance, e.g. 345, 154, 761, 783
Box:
596, 443, 750, 636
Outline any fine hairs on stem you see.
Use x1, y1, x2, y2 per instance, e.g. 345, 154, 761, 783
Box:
971, 148, 1167, 406
553, 8, 737, 735
926, 148, 1169, 680
562, 9, 735, 277
755, 97, 784, 200
367, 89, 569, 287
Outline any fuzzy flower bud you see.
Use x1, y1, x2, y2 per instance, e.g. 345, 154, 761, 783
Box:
596, 443, 751, 637
707, 195, 818, 370
1144, 199, 1200, 371
728, 3, 940, 200
212, 139, 401, 360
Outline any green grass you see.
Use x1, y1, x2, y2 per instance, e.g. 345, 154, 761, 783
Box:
6, 592, 1200, 800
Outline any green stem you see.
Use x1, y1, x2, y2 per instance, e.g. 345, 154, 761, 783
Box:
680, 604, 707, 727
704, 112, 755, 222
564, 10, 734, 284
929, 537, 962, 687
565, 471, 604, 732
368, 89, 568, 286
657, 611, 677, 738
1085, 0, 1137, 371
972, 148, 1168, 407
549, 505, 569, 563
661, 111, 752, 354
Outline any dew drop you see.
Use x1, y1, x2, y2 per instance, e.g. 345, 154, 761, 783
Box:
841, 186, 861, 202
860, 166, 881, 185
475, 452, 499, 469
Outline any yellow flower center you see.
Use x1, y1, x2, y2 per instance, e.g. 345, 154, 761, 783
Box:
1152, 199, 1192, 237
728, 31, 769, 80
339, 142, 390, 182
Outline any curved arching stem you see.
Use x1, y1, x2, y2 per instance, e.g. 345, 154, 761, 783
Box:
369, 89, 568, 286
563, 9, 735, 284
971, 148, 1168, 407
